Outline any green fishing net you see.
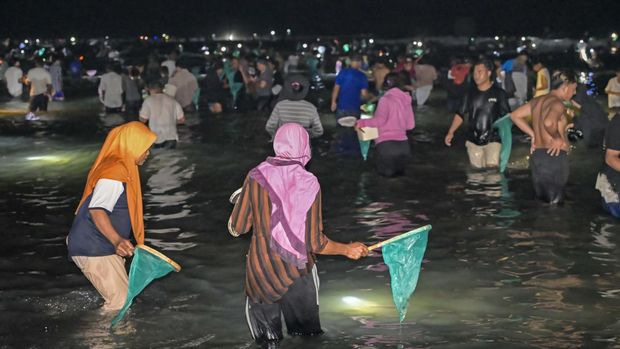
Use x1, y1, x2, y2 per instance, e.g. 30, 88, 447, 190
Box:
111, 245, 180, 328
382, 226, 430, 322
492, 114, 513, 173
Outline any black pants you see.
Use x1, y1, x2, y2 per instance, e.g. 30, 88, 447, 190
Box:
153, 140, 177, 149
245, 266, 322, 347
375, 140, 411, 177
105, 106, 122, 114
29, 94, 48, 112
530, 149, 569, 204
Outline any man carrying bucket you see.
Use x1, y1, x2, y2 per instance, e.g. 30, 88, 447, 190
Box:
229, 123, 368, 348
67, 122, 156, 311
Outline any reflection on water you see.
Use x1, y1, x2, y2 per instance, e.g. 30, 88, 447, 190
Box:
1, 97, 620, 348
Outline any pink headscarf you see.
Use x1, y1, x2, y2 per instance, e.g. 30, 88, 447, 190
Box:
249, 123, 320, 268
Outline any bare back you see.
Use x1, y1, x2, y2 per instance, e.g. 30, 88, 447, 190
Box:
530, 94, 569, 151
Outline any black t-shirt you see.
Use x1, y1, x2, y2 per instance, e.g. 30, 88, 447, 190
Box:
602, 114, 620, 190
458, 85, 511, 145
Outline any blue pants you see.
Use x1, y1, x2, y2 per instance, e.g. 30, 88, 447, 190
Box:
333, 109, 361, 155
602, 198, 620, 219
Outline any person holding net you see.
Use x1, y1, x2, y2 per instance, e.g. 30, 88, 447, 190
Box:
66, 122, 156, 311
229, 123, 368, 348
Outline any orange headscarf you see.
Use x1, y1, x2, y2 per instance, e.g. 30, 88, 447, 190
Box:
76, 121, 157, 245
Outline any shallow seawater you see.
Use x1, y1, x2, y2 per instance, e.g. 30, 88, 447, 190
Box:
1, 94, 619, 349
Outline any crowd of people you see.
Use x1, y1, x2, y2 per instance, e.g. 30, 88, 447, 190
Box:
2, 37, 620, 348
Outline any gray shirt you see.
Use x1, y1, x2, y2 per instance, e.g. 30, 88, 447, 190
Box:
139, 93, 184, 143
266, 100, 323, 138
256, 69, 273, 97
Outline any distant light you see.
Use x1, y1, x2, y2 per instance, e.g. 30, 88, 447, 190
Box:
228, 34, 234, 41
316, 37, 320, 42
579, 39, 585, 44
105, 36, 109, 40
413, 41, 417, 45
211, 33, 216, 39
417, 42, 423, 47
342, 296, 363, 306
286, 28, 291, 35
368, 38, 374, 44
612, 47, 618, 55
302, 43, 308, 49
35, 38, 40, 43
317, 46, 326, 54
521, 36, 526, 41
79, 55, 85, 61
343, 43, 350, 53
70, 36, 76, 42
494, 36, 499, 41
611, 32, 618, 41
220, 46, 227, 52
316, 53, 321, 59
24, 39, 29, 44
237, 43, 242, 48
532, 43, 537, 48
20, 50, 25, 54
270, 30, 276, 36
204, 51, 210, 56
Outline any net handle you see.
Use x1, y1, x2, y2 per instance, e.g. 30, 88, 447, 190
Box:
136, 244, 182, 272
367, 225, 432, 251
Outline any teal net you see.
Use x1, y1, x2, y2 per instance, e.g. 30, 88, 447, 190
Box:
111, 246, 180, 328
382, 226, 430, 322
359, 102, 376, 161
492, 114, 513, 173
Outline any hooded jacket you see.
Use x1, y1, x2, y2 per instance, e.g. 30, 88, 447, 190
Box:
357, 88, 415, 144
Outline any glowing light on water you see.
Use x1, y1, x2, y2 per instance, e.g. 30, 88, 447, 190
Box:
343, 296, 363, 305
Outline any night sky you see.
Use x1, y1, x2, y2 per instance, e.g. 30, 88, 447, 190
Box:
1, 0, 618, 38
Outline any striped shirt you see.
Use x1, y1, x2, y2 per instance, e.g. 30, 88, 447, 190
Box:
265, 100, 324, 138
229, 176, 328, 304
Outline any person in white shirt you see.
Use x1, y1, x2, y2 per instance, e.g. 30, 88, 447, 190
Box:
139, 80, 185, 149
98, 64, 124, 113
23, 57, 52, 120
3, 58, 23, 99
160, 50, 178, 82
168, 61, 199, 112
605, 69, 620, 119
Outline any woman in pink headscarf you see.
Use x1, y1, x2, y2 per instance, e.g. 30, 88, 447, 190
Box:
228, 123, 368, 347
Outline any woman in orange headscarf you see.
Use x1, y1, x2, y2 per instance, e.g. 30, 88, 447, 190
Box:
67, 121, 156, 311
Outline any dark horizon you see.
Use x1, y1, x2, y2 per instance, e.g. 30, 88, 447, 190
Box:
1, 0, 619, 39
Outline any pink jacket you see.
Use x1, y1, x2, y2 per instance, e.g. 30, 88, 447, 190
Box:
357, 88, 415, 144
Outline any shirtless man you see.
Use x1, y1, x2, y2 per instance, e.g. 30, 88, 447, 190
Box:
510, 70, 578, 204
